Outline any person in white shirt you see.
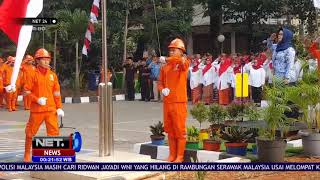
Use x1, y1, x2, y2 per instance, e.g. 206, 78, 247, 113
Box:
249, 58, 266, 105
307, 55, 318, 72
292, 56, 303, 84
212, 57, 220, 103
189, 58, 202, 104
217, 55, 233, 105
201, 57, 216, 105
263, 49, 274, 86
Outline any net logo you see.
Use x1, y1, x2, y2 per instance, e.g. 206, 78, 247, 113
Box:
32, 137, 71, 149
32, 136, 76, 163
35, 138, 65, 148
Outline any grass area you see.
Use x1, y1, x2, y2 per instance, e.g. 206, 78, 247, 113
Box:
286, 147, 303, 157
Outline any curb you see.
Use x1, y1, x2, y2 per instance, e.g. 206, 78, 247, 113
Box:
287, 139, 302, 148
133, 142, 251, 163
17, 93, 143, 104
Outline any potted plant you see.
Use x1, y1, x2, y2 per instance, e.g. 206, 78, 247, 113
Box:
190, 102, 210, 148
286, 71, 320, 156
257, 78, 294, 162
251, 144, 257, 155
243, 103, 260, 144
203, 128, 221, 151
244, 103, 261, 121
226, 103, 245, 123
186, 126, 200, 150
208, 103, 228, 133
221, 126, 254, 156
149, 121, 165, 145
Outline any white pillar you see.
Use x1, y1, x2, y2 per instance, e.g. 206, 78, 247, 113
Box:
187, 34, 193, 55
231, 31, 236, 54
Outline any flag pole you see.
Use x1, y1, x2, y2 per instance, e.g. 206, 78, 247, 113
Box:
102, 0, 108, 82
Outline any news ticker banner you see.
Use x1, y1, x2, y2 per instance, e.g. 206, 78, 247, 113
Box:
32, 136, 76, 163
1, 163, 320, 171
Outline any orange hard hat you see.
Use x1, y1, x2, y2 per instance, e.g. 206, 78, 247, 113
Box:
24, 54, 34, 62
34, 48, 51, 59
168, 38, 186, 52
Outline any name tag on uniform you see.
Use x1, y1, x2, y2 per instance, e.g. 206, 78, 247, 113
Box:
49, 74, 54, 81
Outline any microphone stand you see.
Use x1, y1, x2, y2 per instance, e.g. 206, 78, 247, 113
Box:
240, 58, 246, 122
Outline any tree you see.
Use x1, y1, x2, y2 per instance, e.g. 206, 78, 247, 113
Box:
223, 0, 282, 52
196, 0, 227, 56
285, 0, 316, 37
141, 0, 194, 55
54, 9, 88, 95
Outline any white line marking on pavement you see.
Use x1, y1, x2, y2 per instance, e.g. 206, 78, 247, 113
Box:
114, 129, 151, 134
114, 120, 154, 124
0, 138, 25, 142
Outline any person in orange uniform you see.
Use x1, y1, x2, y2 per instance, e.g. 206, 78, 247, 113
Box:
0, 57, 5, 108
158, 38, 189, 163
3, 56, 20, 112
21, 55, 36, 110
23, 48, 65, 162
1, 59, 11, 108
100, 67, 112, 83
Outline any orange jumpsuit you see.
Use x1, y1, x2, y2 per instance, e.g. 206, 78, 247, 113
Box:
158, 56, 189, 162
3, 65, 21, 111
100, 69, 112, 83
309, 42, 320, 74
21, 64, 35, 110
0, 64, 5, 108
0, 63, 9, 108
23, 67, 62, 162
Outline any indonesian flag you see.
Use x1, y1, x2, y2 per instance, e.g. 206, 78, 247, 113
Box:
0, 0, 43, 89
82, 0, 100, 56
314, 0, 320, 9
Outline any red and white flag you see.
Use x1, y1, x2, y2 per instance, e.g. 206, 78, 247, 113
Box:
0, 0, 43, 91
82, 0, 100, 56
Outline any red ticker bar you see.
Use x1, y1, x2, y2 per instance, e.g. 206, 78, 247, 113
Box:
32, 149, 75, 156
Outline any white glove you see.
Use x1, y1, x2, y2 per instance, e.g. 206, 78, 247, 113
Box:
162, 88, 170, 96
56, 108, 65, 117
5, 84, 16, 93
159, 56, 166, 63
37, 97, 47, 106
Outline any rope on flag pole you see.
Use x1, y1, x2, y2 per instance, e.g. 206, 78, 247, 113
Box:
82, 0, 101, 56
152, 0, 161, 56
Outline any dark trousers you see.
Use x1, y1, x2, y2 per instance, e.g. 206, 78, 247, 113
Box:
126, 80, 135, 100
251, 86, 262, 103
187, 79, 191, 101
141, 77, 150, 101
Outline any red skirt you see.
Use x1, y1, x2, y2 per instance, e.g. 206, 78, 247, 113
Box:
202, 84, 213, 105
191, 86, 202, 104
219, 88, 231, 105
